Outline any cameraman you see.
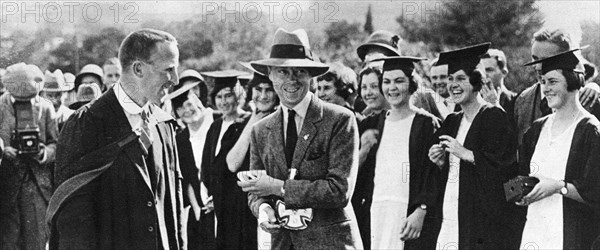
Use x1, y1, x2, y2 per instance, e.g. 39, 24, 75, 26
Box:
0, 63, 58, 249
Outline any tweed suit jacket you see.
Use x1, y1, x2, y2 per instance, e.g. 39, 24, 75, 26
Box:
248, 94, 362, 249
514, 82, 543, 148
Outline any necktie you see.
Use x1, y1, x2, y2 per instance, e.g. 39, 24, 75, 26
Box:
139, 110, 153, 156
540, 97, 552, 116
285, 109, 298, 168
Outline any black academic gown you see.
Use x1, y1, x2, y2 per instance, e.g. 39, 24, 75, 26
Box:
176, 128, 216, 250
520, 115, 600, 250
201, 115, 257, 250
352, 111, 441, 250
434, 104, 526, 249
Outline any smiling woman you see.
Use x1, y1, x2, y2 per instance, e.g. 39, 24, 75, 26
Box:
520, 49, 600, 250
428, 43, 526, 249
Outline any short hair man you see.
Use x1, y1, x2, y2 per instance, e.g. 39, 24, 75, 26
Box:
481, 49, 517, 121
240, 28, 362, 249
103, 57, 122, 90
514, 27, 600, 146
51, 29, 186, 249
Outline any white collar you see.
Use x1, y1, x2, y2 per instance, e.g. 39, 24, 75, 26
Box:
9, 95, 35, 104
114, 82, 145, 115
282, 92, 312, 118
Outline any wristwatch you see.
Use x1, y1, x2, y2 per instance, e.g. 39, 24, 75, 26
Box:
419, 204, 427, 211
559, 180, 568, 195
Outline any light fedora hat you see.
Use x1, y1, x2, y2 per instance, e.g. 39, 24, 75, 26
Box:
43, 69, 71, 92
250, 28, 329, 77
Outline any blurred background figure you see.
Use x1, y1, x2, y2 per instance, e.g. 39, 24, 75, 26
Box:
0, 68, 6, 97
358, 66, 390, 117
41, 69, 74, 131
357, 30, 402, 68
317, 62, 360, 117
429, 60, 456, 120
68, 81, 102, 110
481, 49, 517, 122
62, 72, 77, 107
168, 73, 217, 250
0, 63, 58, 250
102, 57, 122, 91
75, 64, 105, 93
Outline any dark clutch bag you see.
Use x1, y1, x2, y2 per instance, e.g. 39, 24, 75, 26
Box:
503, 176, 539, 202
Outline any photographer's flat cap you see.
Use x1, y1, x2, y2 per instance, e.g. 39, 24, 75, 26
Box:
436, 43, 491, 74
356, 30, 402, 61
524, 49, 583, 75
3, 62, 44, 99
250, 28, 329, 77
43, 69, 72, 92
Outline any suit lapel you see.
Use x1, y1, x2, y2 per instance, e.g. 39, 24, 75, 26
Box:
265, 108, 288, 177
292, 96, 322, 170
105, 89, 153, 193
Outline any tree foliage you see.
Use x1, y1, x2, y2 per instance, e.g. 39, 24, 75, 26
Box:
397, 0, 544, 92
364, 4, 374, 35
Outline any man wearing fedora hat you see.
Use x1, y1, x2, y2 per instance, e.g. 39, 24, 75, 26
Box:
239, 28, 362, 249
41, 69, 75, 131
0, 63, 59, 249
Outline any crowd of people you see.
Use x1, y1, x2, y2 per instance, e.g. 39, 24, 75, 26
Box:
0, 24, 599, 250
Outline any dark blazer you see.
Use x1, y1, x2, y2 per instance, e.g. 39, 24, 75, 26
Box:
352, 111, 440, 250
53, 88, 187, 250
435, 104, 526, 249
248, 94, 363, 249
520, 115, 600, 249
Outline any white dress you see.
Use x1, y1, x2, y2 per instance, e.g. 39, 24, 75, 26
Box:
436, 115, 472, 250
370, 113, 415, 250
520, 114, 582, 249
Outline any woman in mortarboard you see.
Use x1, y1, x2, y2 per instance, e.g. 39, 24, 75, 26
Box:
518, 49, 600, 249
428, 43, 525, 249
200, 71, 257, 250
351, 56, 440, 250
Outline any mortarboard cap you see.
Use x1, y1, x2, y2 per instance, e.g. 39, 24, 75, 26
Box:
371, 56, 427, 74
436, 43, 491, 75
524, 48, 583, 75
202, 70, 245, 97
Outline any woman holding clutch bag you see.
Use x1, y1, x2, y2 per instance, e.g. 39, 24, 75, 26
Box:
351, 56, 439, 250
428, 43, 525, 249
518, 49, 600, 249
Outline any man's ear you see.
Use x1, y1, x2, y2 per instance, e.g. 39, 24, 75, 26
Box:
132, 61, 144, 78
501, 68, 509, 76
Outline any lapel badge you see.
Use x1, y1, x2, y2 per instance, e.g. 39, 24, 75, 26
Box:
303, 134, 309, 140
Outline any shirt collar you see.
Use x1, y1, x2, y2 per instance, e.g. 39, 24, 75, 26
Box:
9, 95, 35, 104
114, 82, 144, 115
282, 92, 312, 119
